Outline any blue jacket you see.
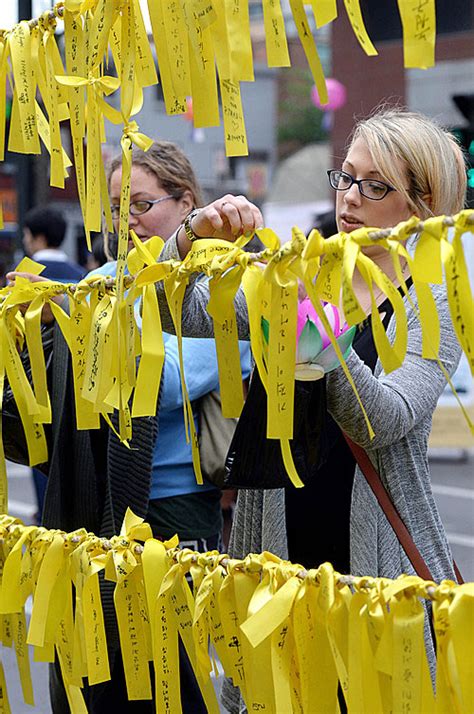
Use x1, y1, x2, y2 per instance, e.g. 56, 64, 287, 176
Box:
89, 261, 251, 499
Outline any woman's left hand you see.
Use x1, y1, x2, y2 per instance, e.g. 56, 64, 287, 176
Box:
6, 271, 64, 324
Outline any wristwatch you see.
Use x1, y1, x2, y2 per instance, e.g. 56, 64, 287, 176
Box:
183, 208, 202, 242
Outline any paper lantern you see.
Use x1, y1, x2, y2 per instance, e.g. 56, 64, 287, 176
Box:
261, 300, 355, 381
294, 299, 355, 380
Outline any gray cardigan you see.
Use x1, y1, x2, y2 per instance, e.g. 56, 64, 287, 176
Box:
158, 235, 460, 584
160, 236, 461, 710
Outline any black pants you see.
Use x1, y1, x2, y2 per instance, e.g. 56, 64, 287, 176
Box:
50, 642, 207, 713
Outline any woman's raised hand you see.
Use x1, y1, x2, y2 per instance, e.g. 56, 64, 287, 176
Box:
6, 271, 65, 324
191, 194, 264, 242
6, 271, 50, 285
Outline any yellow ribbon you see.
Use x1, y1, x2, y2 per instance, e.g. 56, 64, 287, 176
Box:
0, 515, 473, 711
1, 212, 473, 491
40, 12, 66, 188
397, 0, 436, 68
0, 33, 9, 162
7, 22, 41, 154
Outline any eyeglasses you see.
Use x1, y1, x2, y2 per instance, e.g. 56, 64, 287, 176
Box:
327, 169, 395, 201
110, 195, 176, 219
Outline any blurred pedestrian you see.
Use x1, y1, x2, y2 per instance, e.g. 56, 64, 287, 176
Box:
23, 206, 85, 282
23, 205, 86, 525
85, 233, 108, 272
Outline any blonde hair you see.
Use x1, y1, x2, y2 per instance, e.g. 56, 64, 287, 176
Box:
349, 108, 467, 219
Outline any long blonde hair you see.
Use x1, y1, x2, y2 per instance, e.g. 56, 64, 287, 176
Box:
349, 108, 467, 219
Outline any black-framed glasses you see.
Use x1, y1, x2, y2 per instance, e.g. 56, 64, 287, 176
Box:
110, 195, 176, 219
327, 169, 395, 201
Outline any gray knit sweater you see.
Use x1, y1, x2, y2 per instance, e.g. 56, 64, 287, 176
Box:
158, 235, 460, 708
158, 235, 459, 583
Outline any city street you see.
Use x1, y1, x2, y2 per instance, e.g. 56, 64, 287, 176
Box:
429, 450, 474, 579
2, 454, 473, 712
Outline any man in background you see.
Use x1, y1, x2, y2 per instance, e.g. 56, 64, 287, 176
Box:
22, 206, 85, 524
23, 206, 85, 282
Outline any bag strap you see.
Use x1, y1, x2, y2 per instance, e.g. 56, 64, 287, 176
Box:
343, 433, 463, 584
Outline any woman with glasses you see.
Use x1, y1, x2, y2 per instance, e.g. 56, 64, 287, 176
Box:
153, 108, 466, 710
5, 141, 251, 713
91, 140, 251, 571
107, 141, 200, 251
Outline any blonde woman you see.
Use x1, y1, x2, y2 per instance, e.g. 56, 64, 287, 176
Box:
155, 109, 466, 708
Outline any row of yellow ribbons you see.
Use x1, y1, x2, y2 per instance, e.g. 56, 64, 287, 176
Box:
0, 212, 473, 513
0, 0, 449, 513
0, 509, 472, 713
0, 0, 436, 234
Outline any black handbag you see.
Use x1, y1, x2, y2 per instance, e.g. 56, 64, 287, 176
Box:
198, 389, 239, 489
223, 368, 327, 489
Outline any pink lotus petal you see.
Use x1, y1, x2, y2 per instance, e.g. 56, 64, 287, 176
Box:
297, 298, 346, 349
297, 297, 319, 341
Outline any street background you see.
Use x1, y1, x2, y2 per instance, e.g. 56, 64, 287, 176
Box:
1, 0, 474, 711
2, 452, 473, 712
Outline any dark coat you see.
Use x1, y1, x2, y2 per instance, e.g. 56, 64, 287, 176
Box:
3, 323, 157, 538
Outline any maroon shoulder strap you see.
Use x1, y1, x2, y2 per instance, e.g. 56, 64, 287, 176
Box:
343, 433, 463, 584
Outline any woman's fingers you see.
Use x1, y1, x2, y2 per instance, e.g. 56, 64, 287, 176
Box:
6, 271, 49, 284
193, 195, 264, 240
201, 205, 225, 233
6, 271, 63, 324
220, 201, 243, 236
223, 196, 264, 236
